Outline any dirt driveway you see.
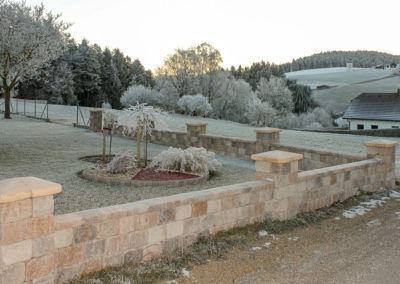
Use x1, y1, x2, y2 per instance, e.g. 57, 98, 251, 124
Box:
175, 195, 400, 284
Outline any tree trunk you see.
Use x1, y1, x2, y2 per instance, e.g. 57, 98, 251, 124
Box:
4, 88, 11, 119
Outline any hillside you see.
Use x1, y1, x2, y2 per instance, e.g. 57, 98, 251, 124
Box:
285, 68, 400, 115
280, 51, 400, 73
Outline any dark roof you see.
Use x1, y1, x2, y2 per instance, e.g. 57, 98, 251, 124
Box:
343, 92, 400, 122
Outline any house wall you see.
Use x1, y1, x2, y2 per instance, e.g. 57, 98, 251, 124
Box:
0, 139, 396, 284
348, 119, 400, 131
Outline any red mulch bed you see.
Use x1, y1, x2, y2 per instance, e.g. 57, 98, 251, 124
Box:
133, 168, 200, 181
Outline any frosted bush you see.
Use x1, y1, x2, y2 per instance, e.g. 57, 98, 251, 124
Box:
245, 96, 276, 126
272, 107, 332, 129
150, 147, 221, 173
177, 94, 212, 116
107, 155, 136, 174
120, 85, 165, 108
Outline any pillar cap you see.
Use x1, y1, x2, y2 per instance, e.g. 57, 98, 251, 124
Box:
251, 150, 303, 163
90, 109, 103, 113
0, 177, 62, 203
253, 127, 282, 134
364, 139, 398, 148
186, 122, 208, 127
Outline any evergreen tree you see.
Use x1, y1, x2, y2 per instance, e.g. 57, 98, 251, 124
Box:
72, 39, 102, 107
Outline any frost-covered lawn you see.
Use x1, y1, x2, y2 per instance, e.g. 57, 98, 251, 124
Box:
0, 116, 255, 214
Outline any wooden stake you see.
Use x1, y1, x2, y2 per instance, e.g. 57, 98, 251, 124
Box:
137, 116, 141, 168
102, 129, 106, 161
109, 128, 113, 155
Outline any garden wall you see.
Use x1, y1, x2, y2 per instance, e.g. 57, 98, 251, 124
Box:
111, 120, 365, 170
0, 139, 396, 283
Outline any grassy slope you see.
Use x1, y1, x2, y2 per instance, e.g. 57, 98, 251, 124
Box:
285, 68, 400, 115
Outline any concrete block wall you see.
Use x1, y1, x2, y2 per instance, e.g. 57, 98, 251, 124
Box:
112, 120, 366, 168
270, 143, 365, 170
1, 139, 396, 283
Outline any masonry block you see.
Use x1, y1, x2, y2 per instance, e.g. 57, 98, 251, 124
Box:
89, 110, 103, 132
254, 127, 281, 152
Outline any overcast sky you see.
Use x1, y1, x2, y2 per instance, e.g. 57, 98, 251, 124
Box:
26, 0, 399, 71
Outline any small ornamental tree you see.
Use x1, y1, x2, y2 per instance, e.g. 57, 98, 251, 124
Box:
0, 1, 70, 118
117, 102, 168, 167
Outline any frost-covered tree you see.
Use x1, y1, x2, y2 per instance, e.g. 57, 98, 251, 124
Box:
100, 48, 123, 109
211, 75, 254, 123
120, 85, 164, 108
0, 1, 69, 118
72, 39, 102, 107
156, 42, 222, 98
245, 96, 276, 126
177, 94, 212, 116
256, 76, 293, 116
130, 59, 155, 88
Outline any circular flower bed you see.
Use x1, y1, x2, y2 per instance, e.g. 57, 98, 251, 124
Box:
79, 155, 209, 187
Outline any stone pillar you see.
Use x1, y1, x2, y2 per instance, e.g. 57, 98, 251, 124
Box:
186, 122, 207, 146
90, 110, 103, 132
254, 127, 282, 153
364, 139, 398, 189
251, 150, 303, 186
0, 177, 61, 284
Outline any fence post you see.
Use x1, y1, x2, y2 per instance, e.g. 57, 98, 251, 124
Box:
34, 100, 36, 117
24, 99, 26, 115
76, 102, 79, 125
46, 101, 49, 120
16, 99, 18, 114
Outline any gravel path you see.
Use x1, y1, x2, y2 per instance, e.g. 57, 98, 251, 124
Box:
172, 193, 400, 283
0, 116, 254, 214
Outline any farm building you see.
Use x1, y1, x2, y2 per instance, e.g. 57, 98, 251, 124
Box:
343, 89, 400, 130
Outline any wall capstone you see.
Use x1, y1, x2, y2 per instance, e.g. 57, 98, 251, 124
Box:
0, 177, 61, 284
254, 128, 281, 153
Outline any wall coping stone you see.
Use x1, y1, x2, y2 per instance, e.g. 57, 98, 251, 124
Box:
89, 109, 103, 113
251, 150, 303, 163
199, 134, 255, 144
253, 127, 282, 134
272, 143, 366, 161
364, 139, 398, 148
298, 158, 381, 181
185, 122, 208, 127
0, 177, 61, 203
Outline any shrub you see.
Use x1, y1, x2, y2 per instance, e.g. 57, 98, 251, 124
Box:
150, 147, 221, 173
120, 85, 164, 108
273, 107, 332, 129
177, 94, 212, 116
107, 155, 136, 174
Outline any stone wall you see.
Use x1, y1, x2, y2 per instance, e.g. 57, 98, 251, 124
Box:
113, 121, 365, 168
270, 143, 365, 171
1, 139, 396, 283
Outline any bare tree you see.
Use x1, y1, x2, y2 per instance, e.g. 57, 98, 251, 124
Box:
0, 1, 69, 118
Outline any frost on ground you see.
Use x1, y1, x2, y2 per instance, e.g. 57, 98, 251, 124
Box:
258, 230, 268, 237
342, 195, 393, 219
251, 246, 262, 251
182, 268, 190, 277
0, 116, 254, 214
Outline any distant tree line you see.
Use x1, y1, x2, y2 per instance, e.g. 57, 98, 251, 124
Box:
280, 50, 400, 72
14, 38, 400, 129
16, 39, 154, 108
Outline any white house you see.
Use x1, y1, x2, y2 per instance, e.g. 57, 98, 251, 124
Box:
343, 89, 400, 130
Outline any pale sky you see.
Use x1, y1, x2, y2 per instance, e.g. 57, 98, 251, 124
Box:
26, 0, 400, 71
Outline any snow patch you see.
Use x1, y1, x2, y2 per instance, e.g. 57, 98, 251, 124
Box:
367, 219, 381, 227
334, 217, 340, 220
264, 242, 271, 248
182, 268, 190, 277
343, 198, 386, 219
390, 190, 400, 198
251, 246, 262, 251
258, 230, 268, 237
